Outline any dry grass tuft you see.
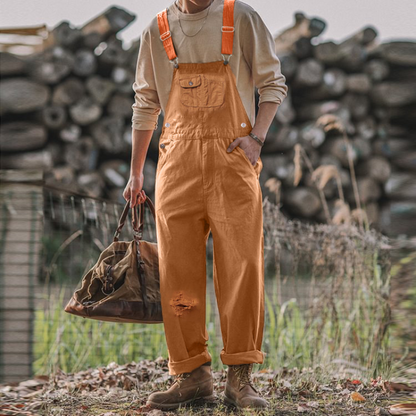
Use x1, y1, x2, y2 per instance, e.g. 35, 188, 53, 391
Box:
265, 177, 282, 205
316, 114, 345, 133
311, 165, 340, 191
332, 199, 351, 225
293, 143, 303, 186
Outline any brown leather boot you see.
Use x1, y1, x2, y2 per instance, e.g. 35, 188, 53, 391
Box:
224, 363, 269, 409
146, 362, 215, 410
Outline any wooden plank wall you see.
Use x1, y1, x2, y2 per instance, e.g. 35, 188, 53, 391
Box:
0, 169, 44, 383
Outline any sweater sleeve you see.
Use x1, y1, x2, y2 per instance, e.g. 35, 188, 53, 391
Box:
241, 10, 288, 107
131, 29, 162, 131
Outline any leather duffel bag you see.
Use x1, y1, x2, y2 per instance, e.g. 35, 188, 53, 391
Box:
64, 196, 162, 323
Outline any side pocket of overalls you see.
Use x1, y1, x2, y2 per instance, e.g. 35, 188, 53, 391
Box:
156, 139, 173, 177
235, 146, 263, 178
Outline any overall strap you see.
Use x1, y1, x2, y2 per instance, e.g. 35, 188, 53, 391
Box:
157, 0, 236, 67
157, 8, 178, 67
221, 0, 235, 64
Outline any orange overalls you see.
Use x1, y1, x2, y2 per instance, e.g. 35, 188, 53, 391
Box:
155, 0, 265, 376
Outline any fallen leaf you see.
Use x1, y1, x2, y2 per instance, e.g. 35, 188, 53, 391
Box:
148, 410, 164, 416
375, 407, 391, 416
351, 391, 366, 402
299, 389, 312, 398
283, 380, 292, 388
297, 404, 310, 413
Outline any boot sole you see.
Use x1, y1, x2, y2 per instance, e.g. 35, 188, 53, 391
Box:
223, 393, 269, 410
146, 394, 216, 410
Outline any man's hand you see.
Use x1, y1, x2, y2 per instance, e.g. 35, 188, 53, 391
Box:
123, 173, 147, 208
124, 128, 153, 207
227, 135, 262, 166
226, 102, 279, 164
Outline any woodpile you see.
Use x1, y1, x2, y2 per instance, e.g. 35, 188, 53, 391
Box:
0, 9, 415, 237
0, 6, 139, 199
269, 12, 416, 237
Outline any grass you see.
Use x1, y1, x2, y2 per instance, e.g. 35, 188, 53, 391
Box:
7, 199, 416, 415
34, 254, 396, 385
25, 178, 414, 415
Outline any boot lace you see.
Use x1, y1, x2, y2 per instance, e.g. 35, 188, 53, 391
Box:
173, 372, 191, 387
232, 363, 257, 391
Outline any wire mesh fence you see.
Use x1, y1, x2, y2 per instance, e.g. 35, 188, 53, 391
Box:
0, 169, 394, 383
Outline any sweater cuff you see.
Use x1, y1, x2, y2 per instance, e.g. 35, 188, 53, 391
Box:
132, 120, 159, 131
131, 109, 160, 131
258, 90, 286, 107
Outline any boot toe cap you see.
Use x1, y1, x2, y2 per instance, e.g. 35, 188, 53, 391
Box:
146, 391, 172, 406
239, 396, 269, 409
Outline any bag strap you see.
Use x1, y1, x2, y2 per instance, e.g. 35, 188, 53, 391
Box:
133, 198, 157, 314
113, 196, 156, 242
113, 201, 130, 241
109, 196, 156, 313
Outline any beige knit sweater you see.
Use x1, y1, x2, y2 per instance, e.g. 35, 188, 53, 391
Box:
131, 0, 288, 131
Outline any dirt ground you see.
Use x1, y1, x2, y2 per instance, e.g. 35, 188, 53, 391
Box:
1, 358, 415, 416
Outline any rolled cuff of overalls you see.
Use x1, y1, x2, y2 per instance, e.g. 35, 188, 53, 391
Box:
220, 349, 265, 366
168, 349, 212, 375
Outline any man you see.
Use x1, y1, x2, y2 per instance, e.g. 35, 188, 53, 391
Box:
123, 0, 288, 410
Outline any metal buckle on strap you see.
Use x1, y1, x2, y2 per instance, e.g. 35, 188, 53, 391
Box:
222, 53, 232, 65
160, 30, 172, 41
133, 229, 142, 240
221, 25, 235, 32
170, 56, 179, 68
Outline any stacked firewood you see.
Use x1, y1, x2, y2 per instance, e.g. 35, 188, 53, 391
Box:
263, 13, 416, 236
0, 6, 139, 202
1, 9, 415, 237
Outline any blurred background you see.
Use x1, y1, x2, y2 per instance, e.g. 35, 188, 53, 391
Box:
0, 0, 415, 404
1, 0, 416, 46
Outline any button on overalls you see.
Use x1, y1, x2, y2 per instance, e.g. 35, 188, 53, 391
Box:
155, 0, 265, 375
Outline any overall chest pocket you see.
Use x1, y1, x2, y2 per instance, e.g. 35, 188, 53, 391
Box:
178, 74, 225, 108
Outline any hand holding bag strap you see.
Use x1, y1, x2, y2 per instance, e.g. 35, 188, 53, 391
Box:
113, 196, 156, 242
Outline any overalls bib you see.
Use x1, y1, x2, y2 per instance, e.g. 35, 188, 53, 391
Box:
155, 0, 265, 375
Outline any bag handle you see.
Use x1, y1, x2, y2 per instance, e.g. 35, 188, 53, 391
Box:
132, 196, 156, 241
113, 195, 156, 242
131, 197, 157, 315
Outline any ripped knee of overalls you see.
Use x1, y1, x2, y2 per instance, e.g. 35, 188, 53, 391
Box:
170, 292, 196, 316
